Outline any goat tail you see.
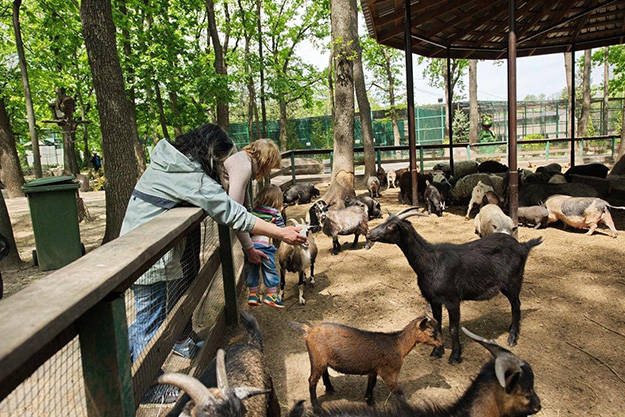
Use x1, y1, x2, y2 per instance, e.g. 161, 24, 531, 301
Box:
289, 321, 311, 337
288, 401, 307, 417
522, 237, 543, 253
606, 203, 625, 210
240, 311, 264, 351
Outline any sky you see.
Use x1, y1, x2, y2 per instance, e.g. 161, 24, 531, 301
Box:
296, 39, 607, 106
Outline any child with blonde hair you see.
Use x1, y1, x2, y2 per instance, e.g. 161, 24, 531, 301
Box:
247, 184, 286, 308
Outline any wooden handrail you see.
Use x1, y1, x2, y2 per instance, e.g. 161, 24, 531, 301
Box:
0, 207, 206, 401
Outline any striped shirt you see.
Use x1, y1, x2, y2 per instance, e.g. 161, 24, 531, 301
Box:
252, 206, 285, 228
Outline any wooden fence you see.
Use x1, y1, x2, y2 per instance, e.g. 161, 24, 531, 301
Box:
0, 207, 243, 416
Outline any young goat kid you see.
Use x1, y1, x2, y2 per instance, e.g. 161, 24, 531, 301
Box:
290, 315, 442, 408
288, 327, 541, 417
277, 219, 318, 305
321, 205, 372, 255
368, 207, 542, 364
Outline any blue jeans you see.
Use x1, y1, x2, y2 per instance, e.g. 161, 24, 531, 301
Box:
128, 281, 182, 363
246, 243, 280, 289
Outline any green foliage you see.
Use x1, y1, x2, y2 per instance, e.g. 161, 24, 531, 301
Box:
452, 110, 469, 143
416, 57, 469, 100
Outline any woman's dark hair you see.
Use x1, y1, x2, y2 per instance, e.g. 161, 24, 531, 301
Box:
170, 123, 235, 182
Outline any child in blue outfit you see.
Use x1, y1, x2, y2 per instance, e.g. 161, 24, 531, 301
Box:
247, 185, 285, 308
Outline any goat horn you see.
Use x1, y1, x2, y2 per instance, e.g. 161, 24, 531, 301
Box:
233, 386, 272, 400
424, 303, 433, 318
386, 209, 395, 217
494, 353, 524, 389
216, 349, 229, 389
288, 218, 299, 227
158, 373, 214, 405
462, 327, 513, 359
395, 206, 420, 216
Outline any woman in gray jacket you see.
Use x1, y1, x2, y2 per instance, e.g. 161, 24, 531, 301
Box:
121, 124, 304, 368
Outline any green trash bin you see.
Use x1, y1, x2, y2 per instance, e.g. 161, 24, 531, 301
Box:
22, 175, 83, 271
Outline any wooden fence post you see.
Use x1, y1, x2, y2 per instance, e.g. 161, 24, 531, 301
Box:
612, 137, 616, 160
290, 152, 296, 184
218, 224, 238, 325
376, 149, 381, 170
419, 147, 424, 172
466, 145, 471, 161
546, 140, 550, 160
78, 294, 134, 417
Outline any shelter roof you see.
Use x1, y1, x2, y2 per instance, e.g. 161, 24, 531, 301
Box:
361, 0, 625, 60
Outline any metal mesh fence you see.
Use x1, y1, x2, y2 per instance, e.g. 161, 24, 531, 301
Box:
1, 213, 245, 416
0, 337, 87, 417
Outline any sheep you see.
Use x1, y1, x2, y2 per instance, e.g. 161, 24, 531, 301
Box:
277, 219, 318, 305
166, 312, 280, 417
288, 327, 541, 417
321, 205, 372, 255
367, 176, 380, 198
160, 349, 270, 417
290, 314, 442, 408
367, 207, 542, 364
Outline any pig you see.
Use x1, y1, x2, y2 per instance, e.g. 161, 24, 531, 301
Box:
424, 180, 444, 216
466, 181, 495, 219
474, 204, 517, 238
283, 183, 320, 205
545, 195, 624, 238
387, 170, 397, 188
394, 167, 409, 188
367, 176, 381, 198
377, 166, 388, 188
564, 163, 610, 181
517, 206, 549, 229
548, 174, 567, 184
345, 195, 381, 220
480, 190, 501, 208
478, 160, 508, 174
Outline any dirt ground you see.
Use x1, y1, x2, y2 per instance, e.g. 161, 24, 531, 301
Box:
241, 183, 625, 417
3, 182, 625, 416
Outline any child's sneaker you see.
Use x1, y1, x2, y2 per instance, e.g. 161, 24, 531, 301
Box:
263, 293, 284, 309
248, 293, 261, 306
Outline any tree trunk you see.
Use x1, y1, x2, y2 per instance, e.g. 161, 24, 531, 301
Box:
81, 0, 139, 243
443, 59, 450, 140
75, 80, 91, 167
617, 98, 625, 162
169, 92, 183, 138
469, 59, 479, 144
351, 8, 375, 181
237, 0, 257, 143
603, 46, 609, 136
154, 81, 170, 139
119, 0, 146, 175
62, 123, 79, 176
279, 100, 288, 151
328, 51, 335, 122
0, 98, 25, 198
13, 0, 42, 178
0, 191, 22, 267
577, 49, 591, 137
207, 0, 229, 131
256, 0, 267, 137
384, 49, 401, 147
564, 52, 573, 137
323, 0, 355, 207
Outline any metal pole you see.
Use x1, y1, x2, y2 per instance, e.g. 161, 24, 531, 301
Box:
404, 0, 418, 206
570, 47, 576, 167
508, 0, 519, 230
447, 48, 454, 176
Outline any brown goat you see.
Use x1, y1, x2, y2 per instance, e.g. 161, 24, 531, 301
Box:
290, 316, 442, 408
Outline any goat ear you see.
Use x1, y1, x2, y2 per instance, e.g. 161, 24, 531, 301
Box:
233, 386, 271, 400
418, 317, 430, 330
216, 349, 229, 389
424, 303, 433, 318
287, 218, 299, 227
462, 327, 512, 359
504, 370, 522, 394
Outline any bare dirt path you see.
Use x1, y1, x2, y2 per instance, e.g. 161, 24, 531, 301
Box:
244, 183, 625, 417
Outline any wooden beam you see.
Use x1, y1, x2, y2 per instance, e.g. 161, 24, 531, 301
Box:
570, 0, 601, 42
0, 207, 206, 401
441, 1, 509, 45
131, 249, 222, 406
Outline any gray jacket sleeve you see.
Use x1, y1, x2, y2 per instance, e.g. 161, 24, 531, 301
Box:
184, 175, 257, 233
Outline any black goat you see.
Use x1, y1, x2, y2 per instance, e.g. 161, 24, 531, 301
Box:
368, 207, 542, 364
167, 311, 280, 417
288, 327, 541, 417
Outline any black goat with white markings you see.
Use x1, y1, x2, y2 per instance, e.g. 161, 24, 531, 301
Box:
368, 207, 542, 364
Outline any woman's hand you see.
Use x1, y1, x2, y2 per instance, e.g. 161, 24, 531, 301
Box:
280, 226, 308, 245
245, 247, 268, 265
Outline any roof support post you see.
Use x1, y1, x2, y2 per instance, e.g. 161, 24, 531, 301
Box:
404, 0, 418, 206
447, 48, 454, 175
508, 0, 519, 230
570, 46, 576, 167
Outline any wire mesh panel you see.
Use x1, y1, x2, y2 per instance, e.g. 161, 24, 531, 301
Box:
0, 337, 87, 417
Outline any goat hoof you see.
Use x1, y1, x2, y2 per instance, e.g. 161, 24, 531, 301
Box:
326, 387, 335, 394
448, 353, 463, 365
299, 297, 306, 305
366, 399, 375, 407
508, 333, 518, 347
309, 277, 315, 286
430, 346, 444, 358
331, 250, 339, 255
